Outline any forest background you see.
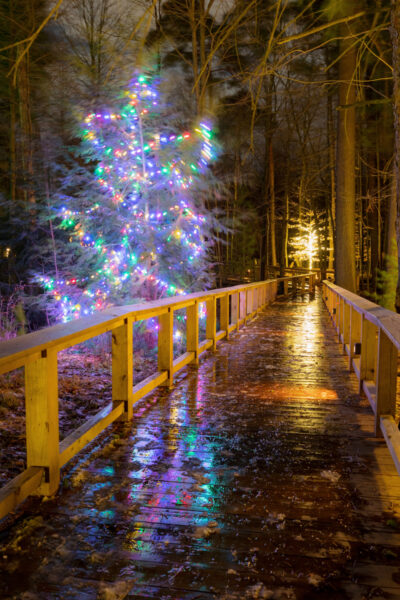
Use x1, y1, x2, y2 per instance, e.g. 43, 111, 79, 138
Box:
1, 0, 400, 337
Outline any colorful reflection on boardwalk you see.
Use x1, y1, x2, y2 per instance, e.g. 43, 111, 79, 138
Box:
1, 291, 400, 599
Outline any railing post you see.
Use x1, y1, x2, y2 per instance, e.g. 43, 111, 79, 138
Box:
231, 292, 239, 330
239, 290, 246, 325
253, 287, 258, 312
328, 288, 333, 315
349, 307, 361, 371
245, 289, 251, 322
187, 301, 199, 364
375, 329, 397, 437
342, 302, 350, 353
206, 297, 217, 349
25, 349, 60, 495
112, 317, 133, 420
221, 294, 230, 338
359, 316, 377, 394
301, 276, 305, 293
337, 297, 343, 339
260, 285, 265, 308
158, 309, 173, 386
283, 279, 289, 296
333, 292, 340, 330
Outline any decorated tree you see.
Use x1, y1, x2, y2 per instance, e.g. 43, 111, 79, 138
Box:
37, 73, 218, 321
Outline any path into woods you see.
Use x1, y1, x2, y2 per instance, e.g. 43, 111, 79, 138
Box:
1, 291, 400, 600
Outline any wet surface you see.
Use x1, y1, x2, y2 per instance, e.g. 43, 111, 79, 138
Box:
1, 291, 400, 599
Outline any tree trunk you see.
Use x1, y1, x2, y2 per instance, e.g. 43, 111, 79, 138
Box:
269, 141, 277, 266
281, 193, 289, 275
382, 167, 398, 310
391, 0, 400, 311
327, 87, 335, 271
335, 12, 357, 292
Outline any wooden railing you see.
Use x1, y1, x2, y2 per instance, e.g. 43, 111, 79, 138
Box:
0, 273, 315, 520
323, 281, 400, 475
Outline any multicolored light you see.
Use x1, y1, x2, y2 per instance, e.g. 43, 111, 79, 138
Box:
39, 74, 216, 321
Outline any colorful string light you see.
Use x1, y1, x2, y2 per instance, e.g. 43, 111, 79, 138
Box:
39, 74, 216, 322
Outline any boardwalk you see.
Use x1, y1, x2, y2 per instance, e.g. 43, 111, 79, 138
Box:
1, 290, 400, 599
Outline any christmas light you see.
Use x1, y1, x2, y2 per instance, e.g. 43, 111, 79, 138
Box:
38, 73, 217, 322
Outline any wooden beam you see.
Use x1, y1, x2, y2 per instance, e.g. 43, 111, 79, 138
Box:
220, 295, 229, 339
206, 297, 217, 349
187, 301, 199, 364
59, 402, 124, 467
380, 416, 400, 475
360, 317, 377, 394
199, 339, 213, 354
172, 351, 195, 374
112, 317, 133, 420
349, 307, 361, 371
25, 349, 59, 496
158, 309, 173, 386
375, 330, 398, 437
0, 467, 43, 520
132, 371, 168, 403
230, 292, 239, 330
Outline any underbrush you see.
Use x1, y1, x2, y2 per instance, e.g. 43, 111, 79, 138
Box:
0, 347, 156, 487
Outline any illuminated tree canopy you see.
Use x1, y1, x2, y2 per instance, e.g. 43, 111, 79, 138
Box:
37, 73, 218, 320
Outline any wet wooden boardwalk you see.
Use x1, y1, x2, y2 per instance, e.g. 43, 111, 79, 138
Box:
1, 291, 400, 599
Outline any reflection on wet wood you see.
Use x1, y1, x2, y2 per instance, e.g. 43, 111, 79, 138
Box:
1, 290, 400, 599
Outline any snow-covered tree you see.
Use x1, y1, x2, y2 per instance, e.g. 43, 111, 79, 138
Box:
37, 72, 219, 321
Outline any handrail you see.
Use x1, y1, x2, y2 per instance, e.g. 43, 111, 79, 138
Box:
0, 272, 315, 520
322, 280, 400, 476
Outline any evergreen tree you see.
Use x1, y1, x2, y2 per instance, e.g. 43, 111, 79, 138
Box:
36, 72, 219, 321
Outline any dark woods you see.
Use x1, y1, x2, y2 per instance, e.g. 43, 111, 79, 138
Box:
0, 0, 398, 336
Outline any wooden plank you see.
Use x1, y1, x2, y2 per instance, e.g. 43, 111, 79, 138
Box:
132, 371, 168, 403
363, 380, 377, 414
158, 309, 173, 387
349, 306, 361, 371
0, 467, 43, 520
360, 316, 377, 394
0, 279, 281, 376
252, 286, 258, 310
375, 330, 398, 436
343, 300, 351, 351
230, 292, 239, 329
380, 416, 400, 476
323, 280, 400, 353
187, 301, 199, 364
172, 352, 195, 374
206, 297, 217, 350
59, 402, 124, 467
220, 295, 229, 339
239, 291, 246, 322
198, 339, 213, 354
0, 350, 41, 376
25, 349, 59, 496
352, 356, 360, 378
246, 288, 252, 319
215, 329, 226, 342
0, 314, 124, 374
112, 317, 133, 420
283, 279, 289, 296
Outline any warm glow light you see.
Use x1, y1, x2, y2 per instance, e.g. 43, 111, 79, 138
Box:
307, 230, 317, 269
